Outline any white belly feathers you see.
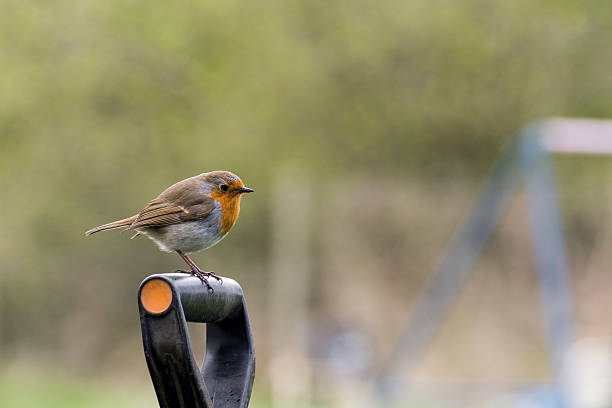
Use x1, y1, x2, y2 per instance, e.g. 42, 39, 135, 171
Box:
137, 205, 226, 253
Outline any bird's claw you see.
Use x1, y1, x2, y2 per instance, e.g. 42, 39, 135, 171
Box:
206, 271, 223, 284
175, 268, 215, 293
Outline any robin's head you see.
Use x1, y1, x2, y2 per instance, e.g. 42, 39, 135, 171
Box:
204, 171, 254, 198
203, 171, 253, 234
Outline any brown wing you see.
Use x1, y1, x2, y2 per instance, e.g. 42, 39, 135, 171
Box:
128, 176, 217, 229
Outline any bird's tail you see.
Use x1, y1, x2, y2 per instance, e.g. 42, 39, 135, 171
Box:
85, 215, 137, 236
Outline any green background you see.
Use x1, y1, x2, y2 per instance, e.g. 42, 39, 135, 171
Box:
2, 0, 612, 406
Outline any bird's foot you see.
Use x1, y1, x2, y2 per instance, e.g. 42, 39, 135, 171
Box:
205, 270, 223, 283
175, 268, 216, 293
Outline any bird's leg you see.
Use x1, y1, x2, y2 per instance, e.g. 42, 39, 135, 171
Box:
175, 250, 213, 291
179, 252, 223, 282
175, 250, 223, 290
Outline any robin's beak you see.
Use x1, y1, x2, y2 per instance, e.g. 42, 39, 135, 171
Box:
236, 187, 254, 194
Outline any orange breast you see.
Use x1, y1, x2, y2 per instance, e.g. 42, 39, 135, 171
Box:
208, 192, 242, 236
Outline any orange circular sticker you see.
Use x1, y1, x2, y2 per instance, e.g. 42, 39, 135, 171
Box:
141, 278, 173, 314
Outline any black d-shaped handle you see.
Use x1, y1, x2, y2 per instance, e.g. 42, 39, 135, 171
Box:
138, 273, 255, 408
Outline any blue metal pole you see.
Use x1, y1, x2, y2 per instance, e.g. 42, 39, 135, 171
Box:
520, 129, 575, 407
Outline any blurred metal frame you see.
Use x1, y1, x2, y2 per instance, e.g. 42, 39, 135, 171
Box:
138, 273, 255, 408
375, 118, 612, 407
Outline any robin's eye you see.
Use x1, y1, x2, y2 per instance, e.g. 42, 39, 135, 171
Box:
220, 184, 229, 192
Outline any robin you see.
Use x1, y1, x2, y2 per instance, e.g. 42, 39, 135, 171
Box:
85, 170, 253, 291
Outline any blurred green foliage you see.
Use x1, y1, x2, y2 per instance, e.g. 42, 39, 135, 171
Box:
1, 0, 612, 405
0, 372, 155, 408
